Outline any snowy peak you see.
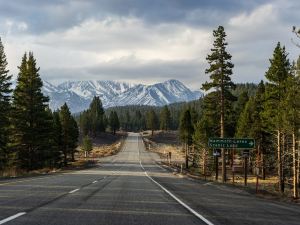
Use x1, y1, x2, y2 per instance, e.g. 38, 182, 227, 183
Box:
58, 80, 135, 101
43, 80, 61, 93
94, 79, 202, 108
31, 79, 202, 112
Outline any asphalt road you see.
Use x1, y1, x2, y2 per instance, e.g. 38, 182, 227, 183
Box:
0, 133, 299, 225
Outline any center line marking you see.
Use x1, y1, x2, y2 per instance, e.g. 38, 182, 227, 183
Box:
0, 212, 26, 224
69, 188, 80, 194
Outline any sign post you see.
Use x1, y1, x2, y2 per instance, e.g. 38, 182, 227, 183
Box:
209, 138, 255, 185
213, 149, 221, 181
243, 150, 250, 186
208, 138, 255, 149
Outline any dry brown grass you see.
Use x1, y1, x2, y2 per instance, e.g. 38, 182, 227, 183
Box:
90, 141, 122, 158
142, 131, 299, 200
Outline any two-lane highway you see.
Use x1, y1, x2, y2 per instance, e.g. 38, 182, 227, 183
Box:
0, 133, 299, 225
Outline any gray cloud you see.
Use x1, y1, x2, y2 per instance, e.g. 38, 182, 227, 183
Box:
1, 0, 300, 90
42, 58, 205, 89
0, 0, 271, 34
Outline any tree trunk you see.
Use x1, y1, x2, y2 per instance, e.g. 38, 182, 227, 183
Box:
185, 143, 189, 169
261, 151, 266, 180
298, 140, 300, 189
277, 130, 284, 194
220, 86, 226, 183
63, 152, 67, 166
292, 132, 298, 199
71, 151, 75, 162
204, 149, 207, 180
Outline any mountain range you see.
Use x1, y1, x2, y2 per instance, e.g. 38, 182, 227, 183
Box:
13, 79, 202, 113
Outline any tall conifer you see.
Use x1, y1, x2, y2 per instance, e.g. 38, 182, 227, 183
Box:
202, 26, 235, 182
11, 52, 51, 170
59, 103, 78, 164
0, 38, 12, 169
263, 42, 291, 193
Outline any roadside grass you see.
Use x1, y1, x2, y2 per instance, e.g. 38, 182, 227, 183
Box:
77, 131, 127, 159
0, 132, 127, 179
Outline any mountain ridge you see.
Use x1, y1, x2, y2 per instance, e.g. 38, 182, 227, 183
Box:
12, 79, 202, 113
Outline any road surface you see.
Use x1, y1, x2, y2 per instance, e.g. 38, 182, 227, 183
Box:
0, 133, 299, 225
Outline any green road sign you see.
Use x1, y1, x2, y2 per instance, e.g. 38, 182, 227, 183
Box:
208, 138, 255, 149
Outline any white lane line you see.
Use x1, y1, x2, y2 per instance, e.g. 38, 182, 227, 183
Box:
0, 212, 26, 224
92, 181, 98, 184
69, 188, 80, 194
140, 161, 214, 225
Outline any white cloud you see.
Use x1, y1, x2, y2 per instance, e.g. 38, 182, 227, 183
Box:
4, 16, 212, 89
229, 4, 276, 28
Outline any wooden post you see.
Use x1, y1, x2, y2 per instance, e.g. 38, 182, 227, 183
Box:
204, 150, 207, 181
292, 133, 298, 199
256, 147, 260, 194
215, 156, 219, 181
232, 149, 235, 185
232, 166, 235, 185
244, 156, 248, 186
256, 173, 259, 194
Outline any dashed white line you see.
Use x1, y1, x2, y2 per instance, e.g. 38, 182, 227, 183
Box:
140, 161, 214, 225
0, 212, 26, 224
69, 188, 80, 194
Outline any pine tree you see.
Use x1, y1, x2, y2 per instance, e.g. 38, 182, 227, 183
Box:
11, 52, 52, 170
89, 96, 105, 135
292, 26, 300, 48
79, 96, 105, 137
59, 103, 78, 165
69, 116, 79, 161
133, 110, 143, 131
179, 109, 194, 169
109, 111, 120, 135
235, 91, 249, 118
51, 111, 63, 167
160, 106, 171, 131
81, 135, 93, 157
79, 110, 90, 136
125, 110, 131, 131
263, 42, 291, 194
146, 110, 158, 136
283, 59, 300, 198
0, 37, 12, 170
202, 26, 235, 182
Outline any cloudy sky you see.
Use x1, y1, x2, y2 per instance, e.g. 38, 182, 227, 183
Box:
0, 0, 299, 89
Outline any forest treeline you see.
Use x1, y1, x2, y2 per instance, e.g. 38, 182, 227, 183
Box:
105, 83, 257, 133
0, 42, 79, 173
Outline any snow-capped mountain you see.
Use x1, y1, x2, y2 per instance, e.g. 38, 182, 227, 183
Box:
57, 80, 136, 104
11, 79, 202, 113
110, 80, 201, 108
